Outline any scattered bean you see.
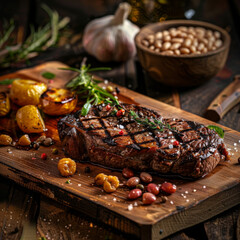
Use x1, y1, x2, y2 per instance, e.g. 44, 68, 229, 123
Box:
136, 184, 145, 191
42, 137, 53, 146
122, 168, 134, 179
160, 196, 168, 203
128, 189, 142, 200
142, 192, 156, 205
36, 135, 46, 143
140, 172, 152, 183
160, 182, 177, 194
126, 177, 140, 188
147, 183, 160, 195
33, 142, 40, 150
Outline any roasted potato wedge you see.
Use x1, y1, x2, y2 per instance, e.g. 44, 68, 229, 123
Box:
0, 92, 10, 116
16, 105, 46, 133
10, 79, 47, 106
40, 88, 78, 116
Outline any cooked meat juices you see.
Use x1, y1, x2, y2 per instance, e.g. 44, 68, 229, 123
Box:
58, 104, 229, 178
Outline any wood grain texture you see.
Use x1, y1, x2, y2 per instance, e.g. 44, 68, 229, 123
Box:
0, 62, 240, 240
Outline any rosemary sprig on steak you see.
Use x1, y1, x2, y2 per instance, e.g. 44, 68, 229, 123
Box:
129, 110, 176, 132
61, 60, 119, 116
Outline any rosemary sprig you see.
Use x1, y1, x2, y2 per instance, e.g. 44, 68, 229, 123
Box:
0, 5, 70, 68
60, 62, 119, 116
130, 110, 175, 132
0, 19, 15, 49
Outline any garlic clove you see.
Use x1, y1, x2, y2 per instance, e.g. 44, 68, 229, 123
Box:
83, 3, 139, 62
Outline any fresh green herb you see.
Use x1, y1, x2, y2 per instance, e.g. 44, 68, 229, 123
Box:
207, 125, 225, 138
0, 78, 18, 85
60, 62, 119, 116
0, 4, 70, 68
65, 180, 71, 184
41, 71, 56, 79
130, 110, 176, 132
0, 19, 15, 49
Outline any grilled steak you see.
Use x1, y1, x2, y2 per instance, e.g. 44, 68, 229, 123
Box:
58, 104, 229, 178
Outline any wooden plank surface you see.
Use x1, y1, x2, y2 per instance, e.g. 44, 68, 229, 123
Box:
0, 61, 240, 240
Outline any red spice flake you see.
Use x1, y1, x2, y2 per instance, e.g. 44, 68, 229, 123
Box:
32, 157, 36, 160
119, 130, 124, 135
106, 104, 111, 111
173, 140, 179, 146
49, 80, 54, 84
116, 109, 125, 117
41, 153, 47, 160
7, 84, 12, 89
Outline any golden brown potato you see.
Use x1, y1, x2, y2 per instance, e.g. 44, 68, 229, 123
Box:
10, 79, 47, 106
16, 105, 46, 133
0, 134, 12, 146
58, 158, 76, 176
0, 92, 10, 117
40, 88, 77, 116
18, 134, 31, 146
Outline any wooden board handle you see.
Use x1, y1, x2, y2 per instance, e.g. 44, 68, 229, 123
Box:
205, 75, 240, 122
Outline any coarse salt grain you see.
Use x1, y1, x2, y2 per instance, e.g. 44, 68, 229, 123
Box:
78, 184, 82, 187
104, 80, 109, 84
128, 204, 133, 211
193, 189, 197, 192
203, 185, 206, 189
234, 143, 237, 146
113, 198, 117, 202
185, 191, 189, 194
170, 201, 174, 204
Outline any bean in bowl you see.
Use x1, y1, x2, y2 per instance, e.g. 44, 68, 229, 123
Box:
141, 26, 222, 55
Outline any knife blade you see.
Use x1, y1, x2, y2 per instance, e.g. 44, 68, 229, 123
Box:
205, 75, 240, 122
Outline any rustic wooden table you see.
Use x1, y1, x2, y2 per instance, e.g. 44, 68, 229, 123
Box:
0, 0, 240, 239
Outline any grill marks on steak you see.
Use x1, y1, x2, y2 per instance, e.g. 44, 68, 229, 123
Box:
58, 104, 228, 178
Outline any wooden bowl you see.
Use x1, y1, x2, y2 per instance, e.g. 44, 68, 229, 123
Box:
135, 20, 231, 87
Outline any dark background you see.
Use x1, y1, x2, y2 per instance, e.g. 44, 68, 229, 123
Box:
0, 0, 240, 239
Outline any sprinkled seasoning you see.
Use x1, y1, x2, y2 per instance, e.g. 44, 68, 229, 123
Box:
41, 153, 47, 160
203, 185, 206, 189
119, 130, 124, 135
128, 204, 133, 211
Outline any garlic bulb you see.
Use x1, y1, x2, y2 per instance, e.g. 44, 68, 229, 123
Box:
83, 3, 139, 62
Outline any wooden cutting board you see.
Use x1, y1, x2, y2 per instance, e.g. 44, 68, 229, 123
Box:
0, 62, 239, 240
